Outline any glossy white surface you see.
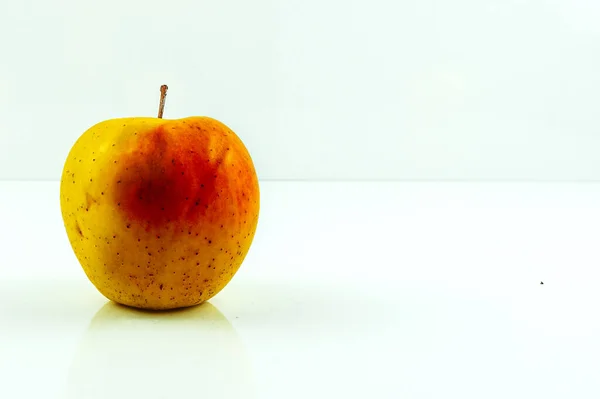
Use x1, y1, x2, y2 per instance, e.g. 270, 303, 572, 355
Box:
1, 181, 600, 398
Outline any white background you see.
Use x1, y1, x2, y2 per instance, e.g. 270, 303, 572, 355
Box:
2, 1, 600, 398
1, 0, 600, 181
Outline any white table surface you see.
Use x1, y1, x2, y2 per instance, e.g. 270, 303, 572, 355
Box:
1, 181, 599, 399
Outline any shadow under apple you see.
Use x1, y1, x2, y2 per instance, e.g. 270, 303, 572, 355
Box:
64, 301, 256, 399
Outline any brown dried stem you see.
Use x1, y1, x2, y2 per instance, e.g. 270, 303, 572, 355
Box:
158, 84, 168, 118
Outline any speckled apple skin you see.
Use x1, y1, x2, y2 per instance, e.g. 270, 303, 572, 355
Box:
60, 116, 259, 310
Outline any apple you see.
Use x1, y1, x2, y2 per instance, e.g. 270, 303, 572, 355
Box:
59, 85, 260, 310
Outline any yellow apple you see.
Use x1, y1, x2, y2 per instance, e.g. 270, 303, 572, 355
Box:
59, 86, 260, 310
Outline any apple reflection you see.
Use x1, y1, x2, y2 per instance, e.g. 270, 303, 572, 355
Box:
65, 301, 255, 399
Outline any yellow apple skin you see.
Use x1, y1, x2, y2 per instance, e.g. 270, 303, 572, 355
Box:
60, 116, 259, 310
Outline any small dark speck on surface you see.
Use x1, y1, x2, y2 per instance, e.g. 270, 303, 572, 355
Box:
540, 281, 544, 285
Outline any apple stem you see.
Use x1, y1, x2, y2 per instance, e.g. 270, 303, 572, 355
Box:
158, 85, 168, 118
